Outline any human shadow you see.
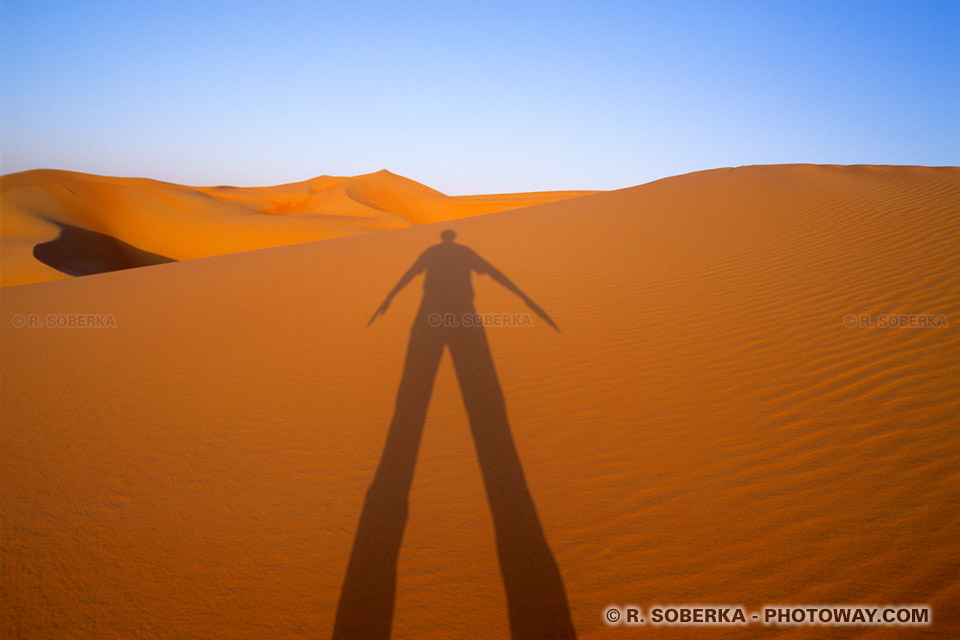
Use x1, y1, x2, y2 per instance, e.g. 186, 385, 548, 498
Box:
333, 230, 575, 639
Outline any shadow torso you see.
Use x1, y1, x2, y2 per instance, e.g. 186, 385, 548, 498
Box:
417, 242, 488, 315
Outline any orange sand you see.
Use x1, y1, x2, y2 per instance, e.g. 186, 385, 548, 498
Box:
2, 165, 958, 638
0, 169, 595, 287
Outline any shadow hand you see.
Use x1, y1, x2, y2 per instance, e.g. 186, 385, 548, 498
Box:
526, 299, 559, 332
367, 299, 391, 327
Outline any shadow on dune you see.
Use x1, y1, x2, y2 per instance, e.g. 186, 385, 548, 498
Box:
33, 221, 174, 277
333, 230, 574, 639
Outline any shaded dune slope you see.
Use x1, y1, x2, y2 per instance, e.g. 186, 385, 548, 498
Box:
33, 221, 175, 276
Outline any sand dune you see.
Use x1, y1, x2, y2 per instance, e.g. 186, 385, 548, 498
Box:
2, 164, 958, 638
0, 169, 595, 287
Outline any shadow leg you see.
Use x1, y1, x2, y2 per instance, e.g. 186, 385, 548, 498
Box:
333, 321, 445, 639
449, 325, 576, 639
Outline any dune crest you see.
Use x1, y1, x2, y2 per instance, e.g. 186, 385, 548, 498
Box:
0, 169, 597, 287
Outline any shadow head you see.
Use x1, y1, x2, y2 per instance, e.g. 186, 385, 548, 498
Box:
441, 229, 456, 243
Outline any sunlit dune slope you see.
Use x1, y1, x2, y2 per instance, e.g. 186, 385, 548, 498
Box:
0, 168, 595, 286
2, 165, 958, 639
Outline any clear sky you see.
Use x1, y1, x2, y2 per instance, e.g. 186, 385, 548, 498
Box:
2, 1, 958, 194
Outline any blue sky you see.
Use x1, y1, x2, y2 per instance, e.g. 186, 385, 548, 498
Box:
2, 1, 958, 193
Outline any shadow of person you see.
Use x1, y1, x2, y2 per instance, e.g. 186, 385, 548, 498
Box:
333, 230, 575, 639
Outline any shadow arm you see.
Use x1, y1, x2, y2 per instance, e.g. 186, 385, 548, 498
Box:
479, 258, 559, 332
368, 256, 425, 326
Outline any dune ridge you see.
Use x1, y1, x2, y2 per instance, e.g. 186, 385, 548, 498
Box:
0, 168, 597, 286
2, 164, 958, 638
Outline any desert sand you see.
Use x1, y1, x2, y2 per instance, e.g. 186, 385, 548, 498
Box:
2, 164, 959, 638
0, 169, 594, 287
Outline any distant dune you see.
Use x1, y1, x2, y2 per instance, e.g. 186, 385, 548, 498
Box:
0, 169, 596, 286
2, 165, 959, 638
